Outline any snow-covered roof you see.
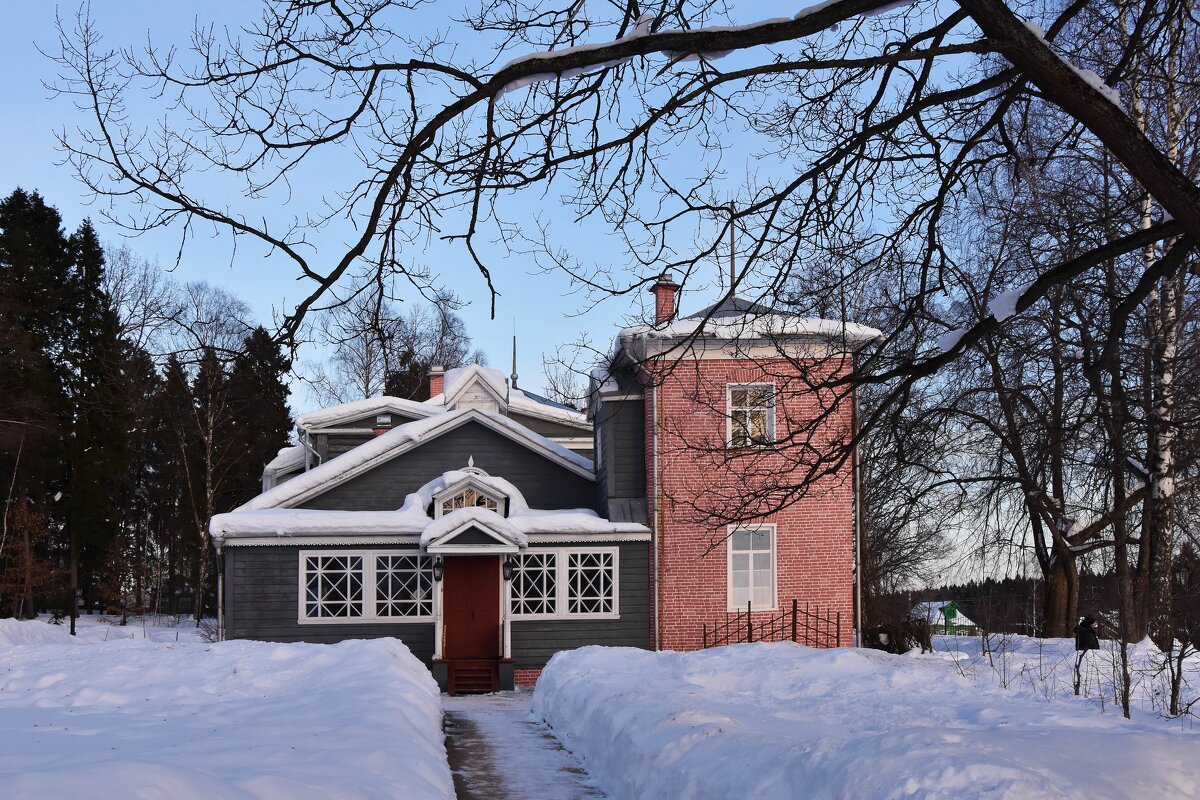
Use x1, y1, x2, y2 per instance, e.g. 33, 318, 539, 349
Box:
238, 409, 594, 512
212, 468, 646, 543
296, 396, 438, 431
263, 445, 306, 476
618, 301, 882, 346
912, 601, 977, 628
427, 364, 589, 427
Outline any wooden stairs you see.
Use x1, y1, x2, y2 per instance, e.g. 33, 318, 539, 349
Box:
447, 660, 499, 695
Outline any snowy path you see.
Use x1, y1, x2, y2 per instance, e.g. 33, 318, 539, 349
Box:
444, 691, 605, 800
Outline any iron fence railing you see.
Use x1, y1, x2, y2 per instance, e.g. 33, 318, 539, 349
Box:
702, 599, 841, 649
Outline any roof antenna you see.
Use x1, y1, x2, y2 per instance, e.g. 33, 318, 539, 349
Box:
511, 325, 519, 390
728, 201, 736, 298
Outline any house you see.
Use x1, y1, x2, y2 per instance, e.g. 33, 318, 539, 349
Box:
211, 276, 878, 692
912, 601, 981, 636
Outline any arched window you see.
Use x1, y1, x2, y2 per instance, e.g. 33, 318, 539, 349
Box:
439, 487, 499, 516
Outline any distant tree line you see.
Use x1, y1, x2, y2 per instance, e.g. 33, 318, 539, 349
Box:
0, 188, 292, 627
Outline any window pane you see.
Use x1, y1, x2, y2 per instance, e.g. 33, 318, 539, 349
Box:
753, 553, 771, 570
567, 552, 615, 615
731, 532, 754, 551
303, 555, 363, 618
747, 411, 766, 444
730, 388, 748, 407
511, 552, 556, 615
376, 555, 433, 617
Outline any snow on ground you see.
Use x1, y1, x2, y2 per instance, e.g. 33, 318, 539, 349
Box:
0, 618, 452, 799
534, 643, 1200, 800
923, 633, 1200, 718
443, 691, 604, 799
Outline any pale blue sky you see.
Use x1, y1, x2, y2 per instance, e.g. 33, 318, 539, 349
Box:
0, 1, 748, 411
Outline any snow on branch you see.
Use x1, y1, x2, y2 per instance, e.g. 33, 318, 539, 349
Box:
490, 0, 907, 96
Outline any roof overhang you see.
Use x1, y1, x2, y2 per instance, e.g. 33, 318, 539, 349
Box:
423, 518, 524, 555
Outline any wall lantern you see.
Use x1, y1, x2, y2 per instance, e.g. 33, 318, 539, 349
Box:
502, 557, 515, 582
432, 557, 444, 582
1175, 562, 1192, 587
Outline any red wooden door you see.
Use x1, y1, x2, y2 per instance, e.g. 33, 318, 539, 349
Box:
442, 556, 501, 659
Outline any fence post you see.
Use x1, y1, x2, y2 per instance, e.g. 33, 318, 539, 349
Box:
836, 611, 841, 648
791, 598, 798, 642
746, 601, 753, 643
703, 623, 708, 649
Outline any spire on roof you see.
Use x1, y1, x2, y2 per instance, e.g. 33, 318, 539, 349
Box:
511, 331, 519, 389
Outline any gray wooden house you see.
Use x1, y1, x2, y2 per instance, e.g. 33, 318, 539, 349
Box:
211, 364, 651, 693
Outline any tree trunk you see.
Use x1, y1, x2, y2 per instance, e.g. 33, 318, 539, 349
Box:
1043, 553, 1080, 638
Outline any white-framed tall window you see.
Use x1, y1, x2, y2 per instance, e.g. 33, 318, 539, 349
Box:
727, 384, 775, 448
509, 547, 619, 619
727, 525, 776, 610
300, 551, 434, 623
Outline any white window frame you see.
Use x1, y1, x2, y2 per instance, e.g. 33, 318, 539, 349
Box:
726, 383, 776, 448
432, 477, 508, 518
726, 524, 777, 611
298, 550, 435, 624
508, 547, 620, 620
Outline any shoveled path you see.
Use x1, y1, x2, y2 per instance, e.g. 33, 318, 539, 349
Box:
443, 691, 606, 800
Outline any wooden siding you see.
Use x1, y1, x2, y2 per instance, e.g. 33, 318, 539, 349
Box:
224, 540, 652, 670
298, 421, 596, 512
339, 411, 424, 429
324, 432, 375, 459
510, 541, 651, 669
592, 398, 643, 510
508, 411, 589, 439
223, 545, 434, 658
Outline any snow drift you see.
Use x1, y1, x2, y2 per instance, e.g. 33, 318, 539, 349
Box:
533, 643, 1199, 799
0, 621, 453, 799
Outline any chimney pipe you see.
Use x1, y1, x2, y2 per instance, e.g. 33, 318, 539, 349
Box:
649, 272, 679, 325
429, 364, 445, 398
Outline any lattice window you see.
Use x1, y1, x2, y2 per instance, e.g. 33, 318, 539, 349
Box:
510, 552, 557, 615
375, 555, 433, 618
728, 384, 775, 448
567, 551, 615, 614
728, 526, 775, 609
303, 555, 363, 618
439, 487, 499, 516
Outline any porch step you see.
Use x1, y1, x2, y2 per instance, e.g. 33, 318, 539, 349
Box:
448, 660, 499, 695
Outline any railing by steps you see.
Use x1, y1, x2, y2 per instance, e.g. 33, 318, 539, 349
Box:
702, 599, 841, 649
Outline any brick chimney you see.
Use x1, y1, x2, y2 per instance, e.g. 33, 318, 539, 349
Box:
429, 364, 445, 398
649, 272, 679, 324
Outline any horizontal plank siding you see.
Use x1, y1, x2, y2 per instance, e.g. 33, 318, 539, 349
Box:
507, 412, 589, 439
299, 421, 596, 512
510, 541, 651, 669
225, 540, 650, 670
611, 400, 646, 498
224, 546, 433, 659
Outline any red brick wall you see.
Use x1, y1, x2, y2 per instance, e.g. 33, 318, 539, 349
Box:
429, 372, 445, 397
652, 284, 677, 324
645, 357, 856, 651
514, 668, 542, 687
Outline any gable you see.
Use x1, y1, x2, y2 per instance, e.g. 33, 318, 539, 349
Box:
299, 421, 596, 512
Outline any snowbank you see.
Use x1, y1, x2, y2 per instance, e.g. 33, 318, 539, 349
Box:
0, 625, 452, 799
534, 643, 1200, 799
924, 633, 1200, 716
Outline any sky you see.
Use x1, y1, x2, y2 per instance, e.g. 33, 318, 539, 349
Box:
0, 1, 745, 412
